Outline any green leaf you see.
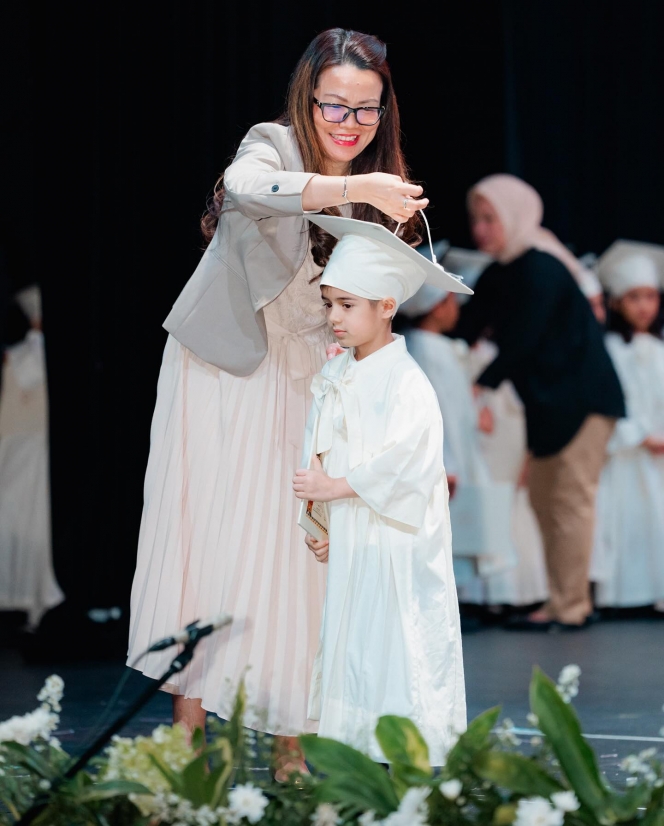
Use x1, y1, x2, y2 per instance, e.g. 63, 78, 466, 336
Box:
2, 742, 57, 779
640, 785, 664, 826
375, 716, 431, 775
204, 762, 231, 810
445, 707, 501, 777
606, 783, 655, 823
225, 679, 247, 752
315, 774, 397, 816
76, 780, 152, 801
300, 735, 399, 816
473, 751, 564, 797
180, 753, 213, 807
191, 726, 205, 753
530, 668, 610, 818
147, 752, 184, 796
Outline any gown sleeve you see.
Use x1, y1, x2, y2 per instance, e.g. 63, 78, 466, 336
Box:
346, 376, 443, 530
223, 124, 318, 221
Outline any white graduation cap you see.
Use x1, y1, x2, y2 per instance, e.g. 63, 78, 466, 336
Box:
597, 240, 664, 298
399, 283, 450, 318
307, 214, 473, 309
577, 267, 603, 299
441, 247, 493, 291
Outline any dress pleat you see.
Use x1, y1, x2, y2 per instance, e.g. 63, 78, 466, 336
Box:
128, 258, 329, 734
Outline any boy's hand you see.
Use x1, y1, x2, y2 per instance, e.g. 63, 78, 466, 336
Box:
293, 455, 337, 502
642, 436, 664, 455
305, 533, 329, 563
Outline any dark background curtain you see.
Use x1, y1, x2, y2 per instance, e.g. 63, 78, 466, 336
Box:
1, 1, 661, 646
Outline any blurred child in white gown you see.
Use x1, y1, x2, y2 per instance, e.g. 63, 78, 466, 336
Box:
0, 286, 63, 628
462, 340, 549, 609
591, 242, 664, 610
399, 285, 519, 604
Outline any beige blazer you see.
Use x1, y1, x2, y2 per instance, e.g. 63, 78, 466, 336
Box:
163, 122, 318, 376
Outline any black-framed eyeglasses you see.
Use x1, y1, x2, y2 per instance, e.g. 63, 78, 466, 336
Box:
313, 97, 385, 126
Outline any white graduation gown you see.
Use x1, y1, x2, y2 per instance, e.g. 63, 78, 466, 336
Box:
591, 332, 664, 607
304, 336, 466, 765
405, 331, 517, 594
460, 340, 548, 606
0, 330, 63, 627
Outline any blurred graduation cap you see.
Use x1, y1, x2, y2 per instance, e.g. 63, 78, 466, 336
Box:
597, 239, 664, 297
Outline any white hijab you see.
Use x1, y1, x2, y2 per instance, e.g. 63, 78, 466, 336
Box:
468, 174, 585, 282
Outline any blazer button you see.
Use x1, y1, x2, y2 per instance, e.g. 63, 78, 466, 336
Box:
271, 184, 279, 192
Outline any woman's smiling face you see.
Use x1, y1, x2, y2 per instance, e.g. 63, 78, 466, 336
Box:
313, 64, 383, 175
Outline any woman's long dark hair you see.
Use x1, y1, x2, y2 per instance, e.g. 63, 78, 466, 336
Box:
201, 28, 421, 265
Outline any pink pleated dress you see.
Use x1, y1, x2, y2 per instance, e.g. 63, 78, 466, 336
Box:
127, 254, 329, 734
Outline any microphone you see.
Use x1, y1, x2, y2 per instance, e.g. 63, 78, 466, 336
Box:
147, 613, 233, 653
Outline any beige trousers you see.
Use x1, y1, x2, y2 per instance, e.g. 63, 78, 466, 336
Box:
528, 415, 616, 624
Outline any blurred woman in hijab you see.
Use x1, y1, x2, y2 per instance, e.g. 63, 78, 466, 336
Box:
453, 174, 624, 630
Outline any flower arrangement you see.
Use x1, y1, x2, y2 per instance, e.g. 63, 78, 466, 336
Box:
1, 666, 662, 825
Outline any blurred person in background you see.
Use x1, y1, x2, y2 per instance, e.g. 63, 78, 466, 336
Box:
463, 338, 549, 619
453, 174, 625, 630
590, 242, 664, 613
0, 284, 63, 629
578, 268, 607, 325
398, 285, 516, 616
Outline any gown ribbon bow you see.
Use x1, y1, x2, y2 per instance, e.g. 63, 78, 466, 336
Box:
310, 367, 363, 470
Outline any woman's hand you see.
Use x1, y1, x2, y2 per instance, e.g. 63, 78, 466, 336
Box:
305, 533, 329, 564
349, 173, 428, 223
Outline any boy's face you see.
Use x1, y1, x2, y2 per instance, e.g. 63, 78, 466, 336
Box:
321, 285, 395, 349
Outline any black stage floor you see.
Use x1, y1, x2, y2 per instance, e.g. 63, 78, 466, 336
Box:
2, 616, 663, 782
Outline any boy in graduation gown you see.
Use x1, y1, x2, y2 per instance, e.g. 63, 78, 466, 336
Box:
292, 215, 469, 765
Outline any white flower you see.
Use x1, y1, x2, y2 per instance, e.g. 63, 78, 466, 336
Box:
383, 786, 431, 826
558, 665, 581, 684
358, 812, 378, 826
37, 675, 64, 713
495, 718, 521, 747
439, 779, 463, 800
514, 797, 564, 826
551, 791, 580, 812
0, 706, 58, 746
38, 779, 51, 791
531, 737, 543, 747
556, 665, 581, 703
527, 713, 540, 728
227, 783, 269, 824
311, 803, 342, 825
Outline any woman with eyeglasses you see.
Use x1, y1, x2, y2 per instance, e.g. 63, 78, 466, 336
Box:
126, 28, 426, 778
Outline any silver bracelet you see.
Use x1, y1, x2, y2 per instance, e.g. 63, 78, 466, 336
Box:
342, 176, 350, 203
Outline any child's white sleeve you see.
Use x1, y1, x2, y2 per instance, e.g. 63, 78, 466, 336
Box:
346, 384, 442, 530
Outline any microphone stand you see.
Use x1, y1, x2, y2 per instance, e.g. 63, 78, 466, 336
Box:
17, 636, 202, 826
